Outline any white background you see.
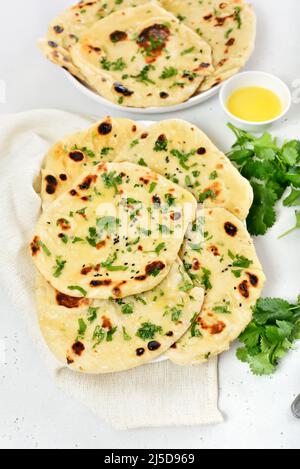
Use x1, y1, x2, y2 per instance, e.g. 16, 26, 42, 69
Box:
0, 0, 300, 449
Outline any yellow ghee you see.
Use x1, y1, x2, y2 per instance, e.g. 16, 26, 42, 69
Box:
227, 86, 282, 122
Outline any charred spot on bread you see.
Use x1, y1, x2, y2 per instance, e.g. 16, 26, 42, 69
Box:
90, 279, 112, 287
79, 174, 97, 190
81, 266, 93, 275
48, 41, 58, 48
110, 30, 128, 43
114, 82, 134, 97
30, 236, 41, 256
145, 261, 165, 277
56, 292, 86, 308
69, 150, 84, 162
98, 121, 112, 135
224, 221, 238, 237
53, 25, 64, 34
72, 341, 85, 356
137, 24, 171, 61
136, 348, 145, 356
238, 280, 250, 298
246, 273, 259, 287
226, 37, 235, 47
147, 341, 161, 351
45, 175, 58, 195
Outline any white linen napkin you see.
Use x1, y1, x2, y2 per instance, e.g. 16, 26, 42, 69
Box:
0, 109, 223, 429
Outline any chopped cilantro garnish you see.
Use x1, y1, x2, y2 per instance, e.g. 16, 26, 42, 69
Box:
155, 243, 166, 255
190, 314, 202, 338
121, 303, 134, 315
209, 170, 218, 180
68, 285, 87, 297
228, 250, 253, 269
100, 57, 127, 71
60, 234, 69, 244
154, 137, 168, 152
199, 189, 217, 203
107, 326, 118, 342
149, 182, 157, 193
181, 47, 195, 56
159, 66, 178, 79
53, 257, 66, 278
77, 318, 87, 340
165, 193, 176, 206
92, 325, 105, 348
38, 241, 51, 257
136, 322, 162, 340
201, 268, 212, 290
131, 65, 155, 85
138, 158, 147, 167
101, 171, 123, 195
87, 307, 98, 322
122, 327, 132, 341
234, 6, 242, 29
170, 148, 196, 170
213, 303, 231, 314
101, 147, 113, 156
101, 252, 128, 271
130, 139, 139, 148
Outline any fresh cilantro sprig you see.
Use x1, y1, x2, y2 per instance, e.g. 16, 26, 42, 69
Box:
278, 210, 300, 239
237, 296, 300, 375
227, 124, 300, 236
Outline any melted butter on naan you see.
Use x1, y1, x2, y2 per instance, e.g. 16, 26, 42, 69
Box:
70, 3, 214, 107
41, 117, 143, 209
37, 259, 204, 373
32, 161, 197, 300
167, 208, 265, 365
115, 119, 253, 220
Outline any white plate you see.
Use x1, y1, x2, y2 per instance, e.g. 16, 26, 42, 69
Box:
66, 71, 222, 114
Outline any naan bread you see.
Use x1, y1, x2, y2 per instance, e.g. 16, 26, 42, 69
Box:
37, 259, 204, 373
161, 0, 256, 91
31, 161, 197, 300
167, 208, 265, 365
41, 116, 142, 208
115, 119, 253, 220
38, 0, 149, 83
70, 3, 214, 107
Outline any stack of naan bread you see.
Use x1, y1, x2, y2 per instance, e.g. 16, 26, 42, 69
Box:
31, 117, 265, 373
39, 0, 256, 108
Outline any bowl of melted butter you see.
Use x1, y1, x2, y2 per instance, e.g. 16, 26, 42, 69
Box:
220, 71, 291, 131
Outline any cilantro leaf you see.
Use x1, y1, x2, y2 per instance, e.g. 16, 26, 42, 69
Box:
227, 124, 300, 236
237, 295, 300, 375
278, 210, 300, 239
283, 188, 300, 207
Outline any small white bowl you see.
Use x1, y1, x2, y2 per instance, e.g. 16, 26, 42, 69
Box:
65, 70, 222, 114
219, 71, 291, 132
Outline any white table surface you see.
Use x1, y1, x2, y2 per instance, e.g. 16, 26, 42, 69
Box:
0, 0, 300, 449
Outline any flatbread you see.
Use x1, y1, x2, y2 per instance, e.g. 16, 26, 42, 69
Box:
40, 116, 142, 208
40, 0, 149, 58
115, 119, 253, 220
38, 0, 149, 83
37, 259, 204, 373
167, 208, 265, 365
70, 3, 214, 107
31, 161, 197, 300
161, 0, 256, 91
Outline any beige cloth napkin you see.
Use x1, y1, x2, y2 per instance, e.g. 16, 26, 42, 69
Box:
0, 109, 223, 429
